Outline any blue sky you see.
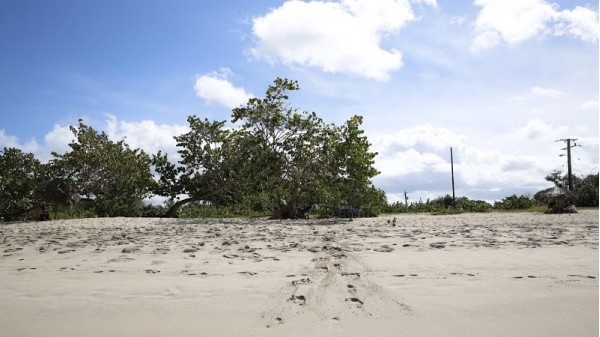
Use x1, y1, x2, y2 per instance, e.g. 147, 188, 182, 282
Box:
1, 0, 598, 203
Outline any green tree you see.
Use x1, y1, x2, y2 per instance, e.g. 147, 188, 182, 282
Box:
51, 120, 154, 216
331, 116, 381, 209
153, 117, 254, 217
0, 147, 44, 221
154, 78, 382, 218
544, 170, 599, 207
232, 78, 381, 218
574, 173, 599, 207
232, 78, 333, 218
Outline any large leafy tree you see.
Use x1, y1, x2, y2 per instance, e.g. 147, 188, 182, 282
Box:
155, 78, 381, 218
330, 115, 382, 210
0, 147, 43, 221
231, 78, 335, 218
51, 120, 154, 216
153, 117, 255, 217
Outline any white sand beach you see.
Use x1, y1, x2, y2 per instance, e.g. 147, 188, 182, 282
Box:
1, 211, 597, 337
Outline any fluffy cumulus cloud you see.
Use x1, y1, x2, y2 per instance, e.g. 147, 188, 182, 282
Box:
0, 129, 21, 149
194, 69, 254, 109
370, 124, 467, 155
471, 0, 599, 52
104, 114, 189, 159
0, 126, 72, 162
250, 0, 435, 81
370, 125, 465, 199
513, 118, 567, 140
554, 5, 600, 42
43, 125, 74, 154
2, 116, 190, 164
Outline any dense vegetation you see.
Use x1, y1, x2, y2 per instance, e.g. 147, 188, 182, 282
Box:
543, 170, 599, 207
0, 78, 597, 221
0, 78, 384, 221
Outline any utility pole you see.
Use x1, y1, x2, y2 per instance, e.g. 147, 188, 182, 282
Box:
556, 138, 580, 191
404, 190, 409, 206
450, 147, 456, 207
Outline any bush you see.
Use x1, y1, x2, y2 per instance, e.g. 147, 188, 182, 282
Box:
382, 195, 492, 214
493, 194, 536, 210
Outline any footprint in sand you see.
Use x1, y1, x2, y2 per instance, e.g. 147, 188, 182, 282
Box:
345, 297, 364, 307
291, 278, 311, 286
568, 274, 597, 279
374, 245, 394, 252
238, 271, 258, 276
450, 272, 476, 277
145, 269, 161, 274
4, 247, 23, 253
265, 317, 284, 328
288, 294, 306, 305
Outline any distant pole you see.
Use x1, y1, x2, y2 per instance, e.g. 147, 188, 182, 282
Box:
566, 139, 573, 190
556, 138, 580, 191
450, 147, 456, 207
404, 190, 409, 206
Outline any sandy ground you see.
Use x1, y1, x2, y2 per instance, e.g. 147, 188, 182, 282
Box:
0, 210, 597, 337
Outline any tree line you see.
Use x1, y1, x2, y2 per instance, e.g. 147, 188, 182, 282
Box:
0, 78, 385, 221
1, 78, 597, 221
384, 171, 598, 215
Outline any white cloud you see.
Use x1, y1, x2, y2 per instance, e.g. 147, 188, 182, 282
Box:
194, 69, 254, 109
554, 6, 599, 43
520, 119, 554, 139
0, 129, 21, 149
250, 0, 435, 81
471, 0, 599, 52
580, 99, 599, 110
370, 123, 467, 155
368, 120, 599, 202
43, 125, 74, 156
412, 0, 437, 7
449, 16, 467, 26
1, 117, 190, 164
0, 126, 72, 162
376, 148, 447, 176
104, 114, 189, 158
0, 130, 41, 159
531, 86, 565, 98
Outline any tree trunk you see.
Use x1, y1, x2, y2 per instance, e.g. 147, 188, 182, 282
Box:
162, 187, 226, 218
163, 196, 204, 218
271, 185, 285, 220
288, 184, 299, 219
